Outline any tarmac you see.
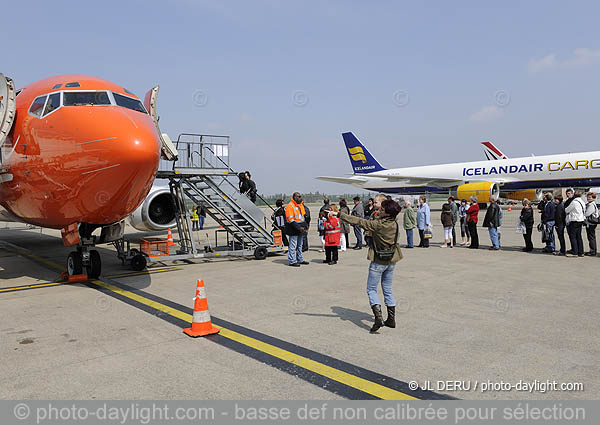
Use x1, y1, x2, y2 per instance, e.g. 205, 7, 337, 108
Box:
0, 202, 598, 400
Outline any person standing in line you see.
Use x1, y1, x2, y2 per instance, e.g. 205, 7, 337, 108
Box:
520, 198, 534, 252
364, 198, 376, 248
553, 195, 566, 256
541, 193, 556, 253
482, 197, 500, 250
197, 203, 206, 230
466, 196, 480, 249
497, 201, 503, 248
584, 192, 598, 257
318, 198, 330, 252
351, 196, 365, 249
338, 199, 351, 251
403, 200, 416, 248
271, 199, 289, 246
416, 195, 431, 248
447, 196, 458, 244
565, 190, 586, 257
440, 203, 454, 248
323, 205, 341, 265
302, 202, 311, 252
284, 192, 309, 267
458, 199, 470, 245
364, 198, 375, 219
329, 199, 403, 333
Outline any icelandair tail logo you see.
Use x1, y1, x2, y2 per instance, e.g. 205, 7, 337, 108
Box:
348, 146, 367, 163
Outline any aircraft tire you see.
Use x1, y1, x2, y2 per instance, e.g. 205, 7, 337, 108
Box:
87, 250, 102, 278
67, 251, 83, 276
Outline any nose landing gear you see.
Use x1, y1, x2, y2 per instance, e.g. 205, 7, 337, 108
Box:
66, 247, 101, 279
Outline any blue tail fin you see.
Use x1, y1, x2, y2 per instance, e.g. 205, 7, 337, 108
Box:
342, 132, 386, 174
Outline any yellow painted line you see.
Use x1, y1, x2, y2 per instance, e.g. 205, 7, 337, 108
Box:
0, 281, 63, 293
105, 267, 181, 279
10, 247, 64, 271
5, 243, 418, 399
90, 278, 418, 400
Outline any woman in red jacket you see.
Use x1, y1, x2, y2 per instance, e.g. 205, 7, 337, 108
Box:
466, 196, 480, 249
323, 205, 341, 265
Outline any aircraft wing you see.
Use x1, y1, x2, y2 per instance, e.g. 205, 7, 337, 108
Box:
366, 174, 465, 187
318, 174, 506, 187
316, 176, 368, 184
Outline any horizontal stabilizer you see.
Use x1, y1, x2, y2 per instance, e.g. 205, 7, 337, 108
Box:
316, 176, 367, 184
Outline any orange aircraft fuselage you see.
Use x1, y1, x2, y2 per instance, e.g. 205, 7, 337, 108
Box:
0, 75, 161, 229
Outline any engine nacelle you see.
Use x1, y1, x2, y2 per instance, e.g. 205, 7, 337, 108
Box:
502, 189, 543, 202
128, 188, 176, 231
452, 182, 500, 202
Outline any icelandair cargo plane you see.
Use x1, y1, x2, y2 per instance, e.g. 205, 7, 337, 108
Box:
0, 74, 178, 278
317, 132, 600, 201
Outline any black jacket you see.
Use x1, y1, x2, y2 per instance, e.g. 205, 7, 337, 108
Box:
542, 201, 556, 223
272, 206, 285, 229
520, 207, 534, 228
554, 202, 566, 225
482, 203, 501, 228
246, 179, 257, 202
304, 204, 311, 227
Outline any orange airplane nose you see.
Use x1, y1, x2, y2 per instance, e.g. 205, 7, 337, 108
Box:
74, 108, 162, 224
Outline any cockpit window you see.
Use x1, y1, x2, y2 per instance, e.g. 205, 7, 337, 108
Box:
65, 82, 80, 88
43, 93, 61, 116
113, 92, 147, 114
63, 91, 111, 106
29, 95, 47, 117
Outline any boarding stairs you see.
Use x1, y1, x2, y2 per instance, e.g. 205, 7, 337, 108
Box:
0, 74, 16, 180
157, 134, 281, 259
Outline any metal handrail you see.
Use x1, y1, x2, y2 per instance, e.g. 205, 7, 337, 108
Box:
170, 133, 277, 214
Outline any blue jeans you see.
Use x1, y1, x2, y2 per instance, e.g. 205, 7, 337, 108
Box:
366, 262, 396, 307
488, 227, 499, 249
545, 221, 555, 251
288, 234, 304, 264
353, 225, 363, 247
198, 215, 205, 230
405, 228, 414, 247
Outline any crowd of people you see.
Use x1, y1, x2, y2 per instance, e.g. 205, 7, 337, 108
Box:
265, 188, 599, 332
270, 189, 600, 258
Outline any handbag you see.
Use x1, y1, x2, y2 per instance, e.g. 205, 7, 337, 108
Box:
375, 223, 399, 261
587, 203, 600, 225
424, 226, 433, 239
516, 220, 526, 234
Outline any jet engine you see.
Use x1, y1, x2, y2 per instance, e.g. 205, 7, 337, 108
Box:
128, 187, 176, 231
452, 182, 500, 202
502, 189, 543, 202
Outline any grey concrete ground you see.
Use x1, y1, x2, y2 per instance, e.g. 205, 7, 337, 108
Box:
0, 202, 598, 400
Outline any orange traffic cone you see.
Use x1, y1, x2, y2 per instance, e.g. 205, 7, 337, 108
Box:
508, 205, 512, 212
167, 228, 175, 246
183, 280, 220, 337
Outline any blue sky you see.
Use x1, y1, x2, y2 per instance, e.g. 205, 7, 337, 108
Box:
4, 1, 600, 194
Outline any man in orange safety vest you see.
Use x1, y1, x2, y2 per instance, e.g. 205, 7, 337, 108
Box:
285, 192, 309, 267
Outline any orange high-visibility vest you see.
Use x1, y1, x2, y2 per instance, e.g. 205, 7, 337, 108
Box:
285, 200, 305, 223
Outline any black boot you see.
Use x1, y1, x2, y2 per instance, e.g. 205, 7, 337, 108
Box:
384, 306, 396, 328
370, 305, 384, 333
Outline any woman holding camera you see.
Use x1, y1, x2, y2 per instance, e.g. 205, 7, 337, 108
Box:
330, 199, 403, 333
